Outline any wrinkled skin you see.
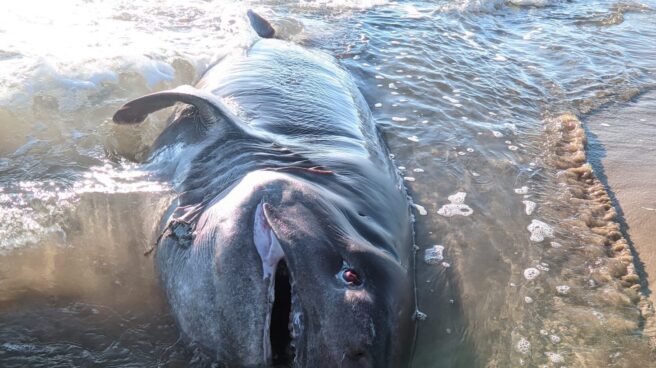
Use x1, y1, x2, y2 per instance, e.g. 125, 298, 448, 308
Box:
117, 36, 416, 367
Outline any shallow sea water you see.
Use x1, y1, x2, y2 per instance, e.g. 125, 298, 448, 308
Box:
1, 0, 655, 367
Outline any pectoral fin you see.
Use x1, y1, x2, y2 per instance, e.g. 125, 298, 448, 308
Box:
113, 85, 246, 134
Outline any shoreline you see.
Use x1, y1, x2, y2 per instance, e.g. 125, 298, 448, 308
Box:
584, 91, 656, 339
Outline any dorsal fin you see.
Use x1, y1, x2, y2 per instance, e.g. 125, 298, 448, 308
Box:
113, 85, 246, 134
247, 10, 275, 39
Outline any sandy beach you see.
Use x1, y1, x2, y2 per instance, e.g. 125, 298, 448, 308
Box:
585, 91, 656, 331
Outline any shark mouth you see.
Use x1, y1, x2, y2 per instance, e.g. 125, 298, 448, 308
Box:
254, 202, 302, 367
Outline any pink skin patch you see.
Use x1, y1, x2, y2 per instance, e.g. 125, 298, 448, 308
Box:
253, 202, 285, 280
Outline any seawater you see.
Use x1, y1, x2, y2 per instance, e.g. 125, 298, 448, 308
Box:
1, 0, 655, 366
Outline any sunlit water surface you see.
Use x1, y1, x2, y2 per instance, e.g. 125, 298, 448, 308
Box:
1, 0, 655, 367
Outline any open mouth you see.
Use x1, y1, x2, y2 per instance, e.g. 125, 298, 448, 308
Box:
254, 201, 302, 367
270, 260, 295, 367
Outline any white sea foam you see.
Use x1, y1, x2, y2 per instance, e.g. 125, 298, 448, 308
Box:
545, 352, 564, 363
556, 285, 571, 295
412, 203, 428, 216
522, 200, 536, 215
438, 192, 473, 217
516, 337, 531, 354
299, 0, 389, 9
523, 267, 540, 280
514, 186, 529, 194
424, 245, 445, 264
527, 219, 554, 242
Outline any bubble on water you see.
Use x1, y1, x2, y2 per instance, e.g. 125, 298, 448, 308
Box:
442, 262, 451, 268
524, 267, 540, 280
524, 296, 534, 304
388, 82, 398, 89
412, 203, 427, 216
545, 352, 564, 363
515, 186, 529, 194
527, 219, 554, 242
407, 135, 419, 142
424, 245, 445, 264
413, 168, 424, 173
466, 147, 474, 153
550, 335, 561, 344
392, 116, 407, 122
398, 166, 405, 170
508, 145, 519, 151
472, 172, 480, 177
556, 285, 570, 295
374, 102, 382, 108
404, 176, 415, 182
458, 151, 466, 156
522, 200, 536, 215
550, 241, 562, 248
516, 337, 531, 354
492, 130, 504, 138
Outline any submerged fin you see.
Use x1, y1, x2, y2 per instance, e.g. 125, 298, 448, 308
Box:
247, 9, 276, 39
112, 85, 246, 134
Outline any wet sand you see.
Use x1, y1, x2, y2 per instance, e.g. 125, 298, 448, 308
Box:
585, 91, 656, 335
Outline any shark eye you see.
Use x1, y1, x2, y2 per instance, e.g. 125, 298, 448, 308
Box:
341, 268, 362, 286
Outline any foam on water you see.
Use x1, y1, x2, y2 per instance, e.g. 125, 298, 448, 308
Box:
527, 219, 554, 242
0, 0, 253, 109
522, 200, 537, 215
424, 245, 445, 264
437, 192, 474, 217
